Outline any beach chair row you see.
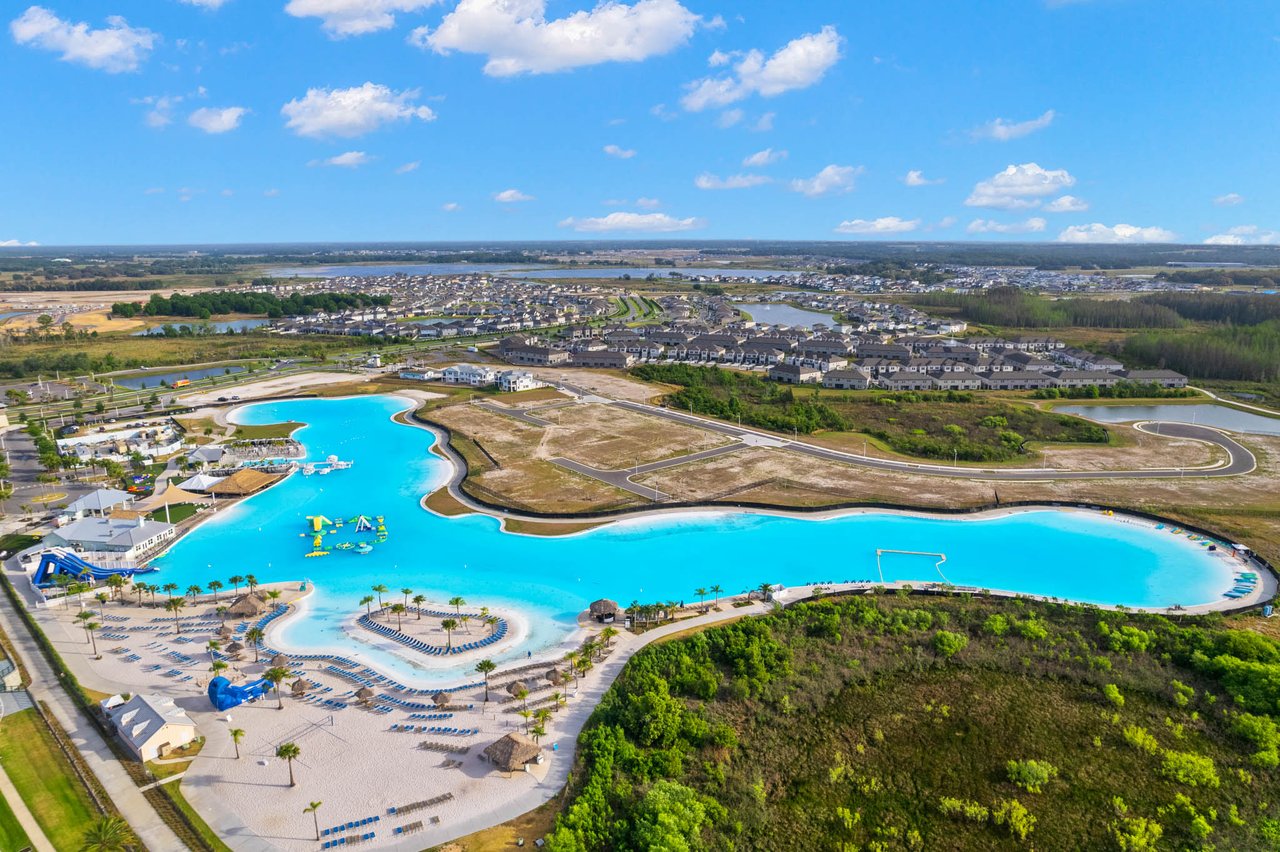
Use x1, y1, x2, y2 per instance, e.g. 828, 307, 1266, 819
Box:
392, 820, 425, 837
322, 833, 373, 849
419, 741, 470, 754
406, 712, 453, 721
390, 725, 479, 736
389, 792, 453, 817
322, 815, 380, 836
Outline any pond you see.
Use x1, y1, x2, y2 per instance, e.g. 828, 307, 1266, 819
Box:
147, 395, 1240, 683
132, 319, 271, 336
1057, 403, 1280, 436
112, 365, 247, 389
735, 302, 837, 328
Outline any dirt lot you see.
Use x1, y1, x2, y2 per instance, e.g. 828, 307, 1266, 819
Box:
542, 403, 731, 468
528, 367, 669, 403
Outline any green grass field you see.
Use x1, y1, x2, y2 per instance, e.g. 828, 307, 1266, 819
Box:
148, 503, 201, 524
0, 708, 99, 849
0, 791, 32, 851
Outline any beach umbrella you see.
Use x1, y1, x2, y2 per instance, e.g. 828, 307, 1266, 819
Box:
432, 691, 450, 707
291, 680, 308, 695
483, 733, 541, 774
507, 681, 528, 697
356, 687, 375, 701
545, 669, 562, 685
271, 654, 288, 667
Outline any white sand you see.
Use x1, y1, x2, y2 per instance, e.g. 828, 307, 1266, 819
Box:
179, 372, 363, 406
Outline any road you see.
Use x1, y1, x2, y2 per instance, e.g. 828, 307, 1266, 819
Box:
611, 400, 1256, 481
549, 444, 745, 499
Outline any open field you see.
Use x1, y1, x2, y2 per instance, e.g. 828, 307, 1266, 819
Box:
0, 708, 100, 850
541, 403, 732, 468
0, 792, 31, 852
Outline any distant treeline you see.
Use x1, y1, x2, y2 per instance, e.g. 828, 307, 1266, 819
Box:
1160, 270, 1280, 288
914, 288, 1185, 329
1139, 292, 1280, 326
1121, 323, 1280, 383
825, 261, 950, 286
112, 291, 392, 319
1, 278, 173, 293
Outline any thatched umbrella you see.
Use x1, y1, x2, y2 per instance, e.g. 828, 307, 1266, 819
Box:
355, 687, 375, 702
225, 641, 244, 656
291, 679, 308, 696
270, 654, 289, 667
507, 681, 528, 698
545, 669, 563, 685
483, 733, 541, 774
432, 691, 450, 708
588, 599, 620, 623
218, 625, 233, 639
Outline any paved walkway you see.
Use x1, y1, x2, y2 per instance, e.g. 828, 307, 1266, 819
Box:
0, 761, 57, 852
549, 444, 744, 500
0, 567, 184, 851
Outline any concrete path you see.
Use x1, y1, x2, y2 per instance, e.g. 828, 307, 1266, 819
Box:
475, 402, 552, 428
0, 570, 184, 851
0, 761, 57, 852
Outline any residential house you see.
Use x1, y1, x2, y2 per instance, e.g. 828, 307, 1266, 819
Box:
104, 694, 198, 761
769, 363, 822, 384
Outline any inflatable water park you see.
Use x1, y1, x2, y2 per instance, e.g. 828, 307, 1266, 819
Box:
301, 513, 389, 558
207, 675, 271, 711
32, 547, 154, 588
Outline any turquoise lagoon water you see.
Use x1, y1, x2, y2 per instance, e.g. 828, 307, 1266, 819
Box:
148, 395, 1235, 683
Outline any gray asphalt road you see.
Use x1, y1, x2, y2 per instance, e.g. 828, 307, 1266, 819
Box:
550, 444, 745, 499
611, 400, 1256, 481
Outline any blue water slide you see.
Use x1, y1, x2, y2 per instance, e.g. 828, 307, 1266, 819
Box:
33, 549, 143, 587
207, 676, 272, 711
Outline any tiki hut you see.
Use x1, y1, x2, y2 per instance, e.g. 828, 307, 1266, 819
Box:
588, 599, 621, 623
224, 641, 244, 656
507, 681, 528, 698
545, 669, 563, 685
291, 680, 308, 696
432, 691, 451, 708
208, 468, 282, 497
483, 733, 541, 774
270, 654, 289, 668
226, 593, 267, 619
218, 625, 234, 639
355, 687, 375, 702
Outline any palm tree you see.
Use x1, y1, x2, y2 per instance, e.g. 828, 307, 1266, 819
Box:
79, 814, 136, 851
229, 574, 244, 596
245, 574, 259, 594
695, 587, 708, 607
207, 579, 224, 602
710, 584, 724, 606
448, 595, 466, 615
105, 574, 125, 602
372, 584, 388, 608
186, 584, 202, 600
161, 582, 179, 601
229, 728, 245, 759
600, 626, 618, 649
756, 581, 773, 602
133, 582, 148, 607
476, 659, 496, 702
401, 587, 412, 608
264, 667, 289, 709
216, 605, 228, 623
460, 614, 471, 634
84, 620, 101, 659
276, 742, 301, 786
389, 603, 406, 632
165, 597, 186, 634
95, 592, 109, 608
266, 590, 282, 605
553, 691, 567, 713
412, 594, 426, 617
359, 594, 375, 615
245, 627, 265, 662
441, 618, 457, 650
531, 723, 546, 744
565, 651, 580, 688
518, 708, 532, 735
304, 801, 324, 841
211, 660, 228, 678
535, 707, 552, 729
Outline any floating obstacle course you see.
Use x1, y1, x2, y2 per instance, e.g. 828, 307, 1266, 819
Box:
302, 513, 389, 557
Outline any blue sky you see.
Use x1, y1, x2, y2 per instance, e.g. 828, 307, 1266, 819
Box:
2, 0, 1278, 246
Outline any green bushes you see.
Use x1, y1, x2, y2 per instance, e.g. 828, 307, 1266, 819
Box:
1159, 751, 1220, 789
933, 630, 969, 658
1123, 725, 1160, 755
1230, 713, 1280, 768
1005, 759, 1058, 794
1103, 684, 1125, 709
991, 799, 1036, 842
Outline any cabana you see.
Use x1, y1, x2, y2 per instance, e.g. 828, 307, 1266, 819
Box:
588, 599, 621, 623
208, 468, 282, 497
482, 733, 541, 774
226, 593, 267, 619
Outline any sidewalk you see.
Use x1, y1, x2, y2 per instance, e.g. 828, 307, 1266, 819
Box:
0, 573, 184, 851
0, 761, 57, 852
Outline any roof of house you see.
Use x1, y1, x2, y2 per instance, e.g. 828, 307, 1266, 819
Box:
53, 516, 174, 550
107, 694, 195, 751
67, 488, 132, 514
187, 446, 225, 463
178, 473, 226, 492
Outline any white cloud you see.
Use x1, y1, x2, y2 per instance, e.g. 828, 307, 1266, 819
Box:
136, 94, 182, 128
694, 172, 770, 190
188, 106, 248, 134
286, 0, 440, 38
1044, 194, 1088, 213
180, 0, 231, 8
835, 216, 920, 235
0, 239, 40, 247
716, 109, 744, 128
1213, 192, 1245, 207
971, 109, 1055, 142
967, 217, 1047, 234
790, 164, 861, 198
494, 188, 533, 202
603, 144, 636, 159
1057, 223, 1176, 244
412, 0, 700, 76
10, 7, 157, 73
752, 111, 775, 132
442, 202, 461, 211
264, 188, 280, 197
309, 150, 372, 168
1204, 225, 1280, 245
396, 161, 421, 174
282, 83, 436, 138
965, 163, 1075, 210
903, 169, 943, 187
559, 211, 705, 232
144, 187, 165, 195
681, 26, 842, 111
636, 196, 661, 208
650, 102, 677, 121
220, 188, 234, 196
177, 187, 202, 203
743, 147, 787, 167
